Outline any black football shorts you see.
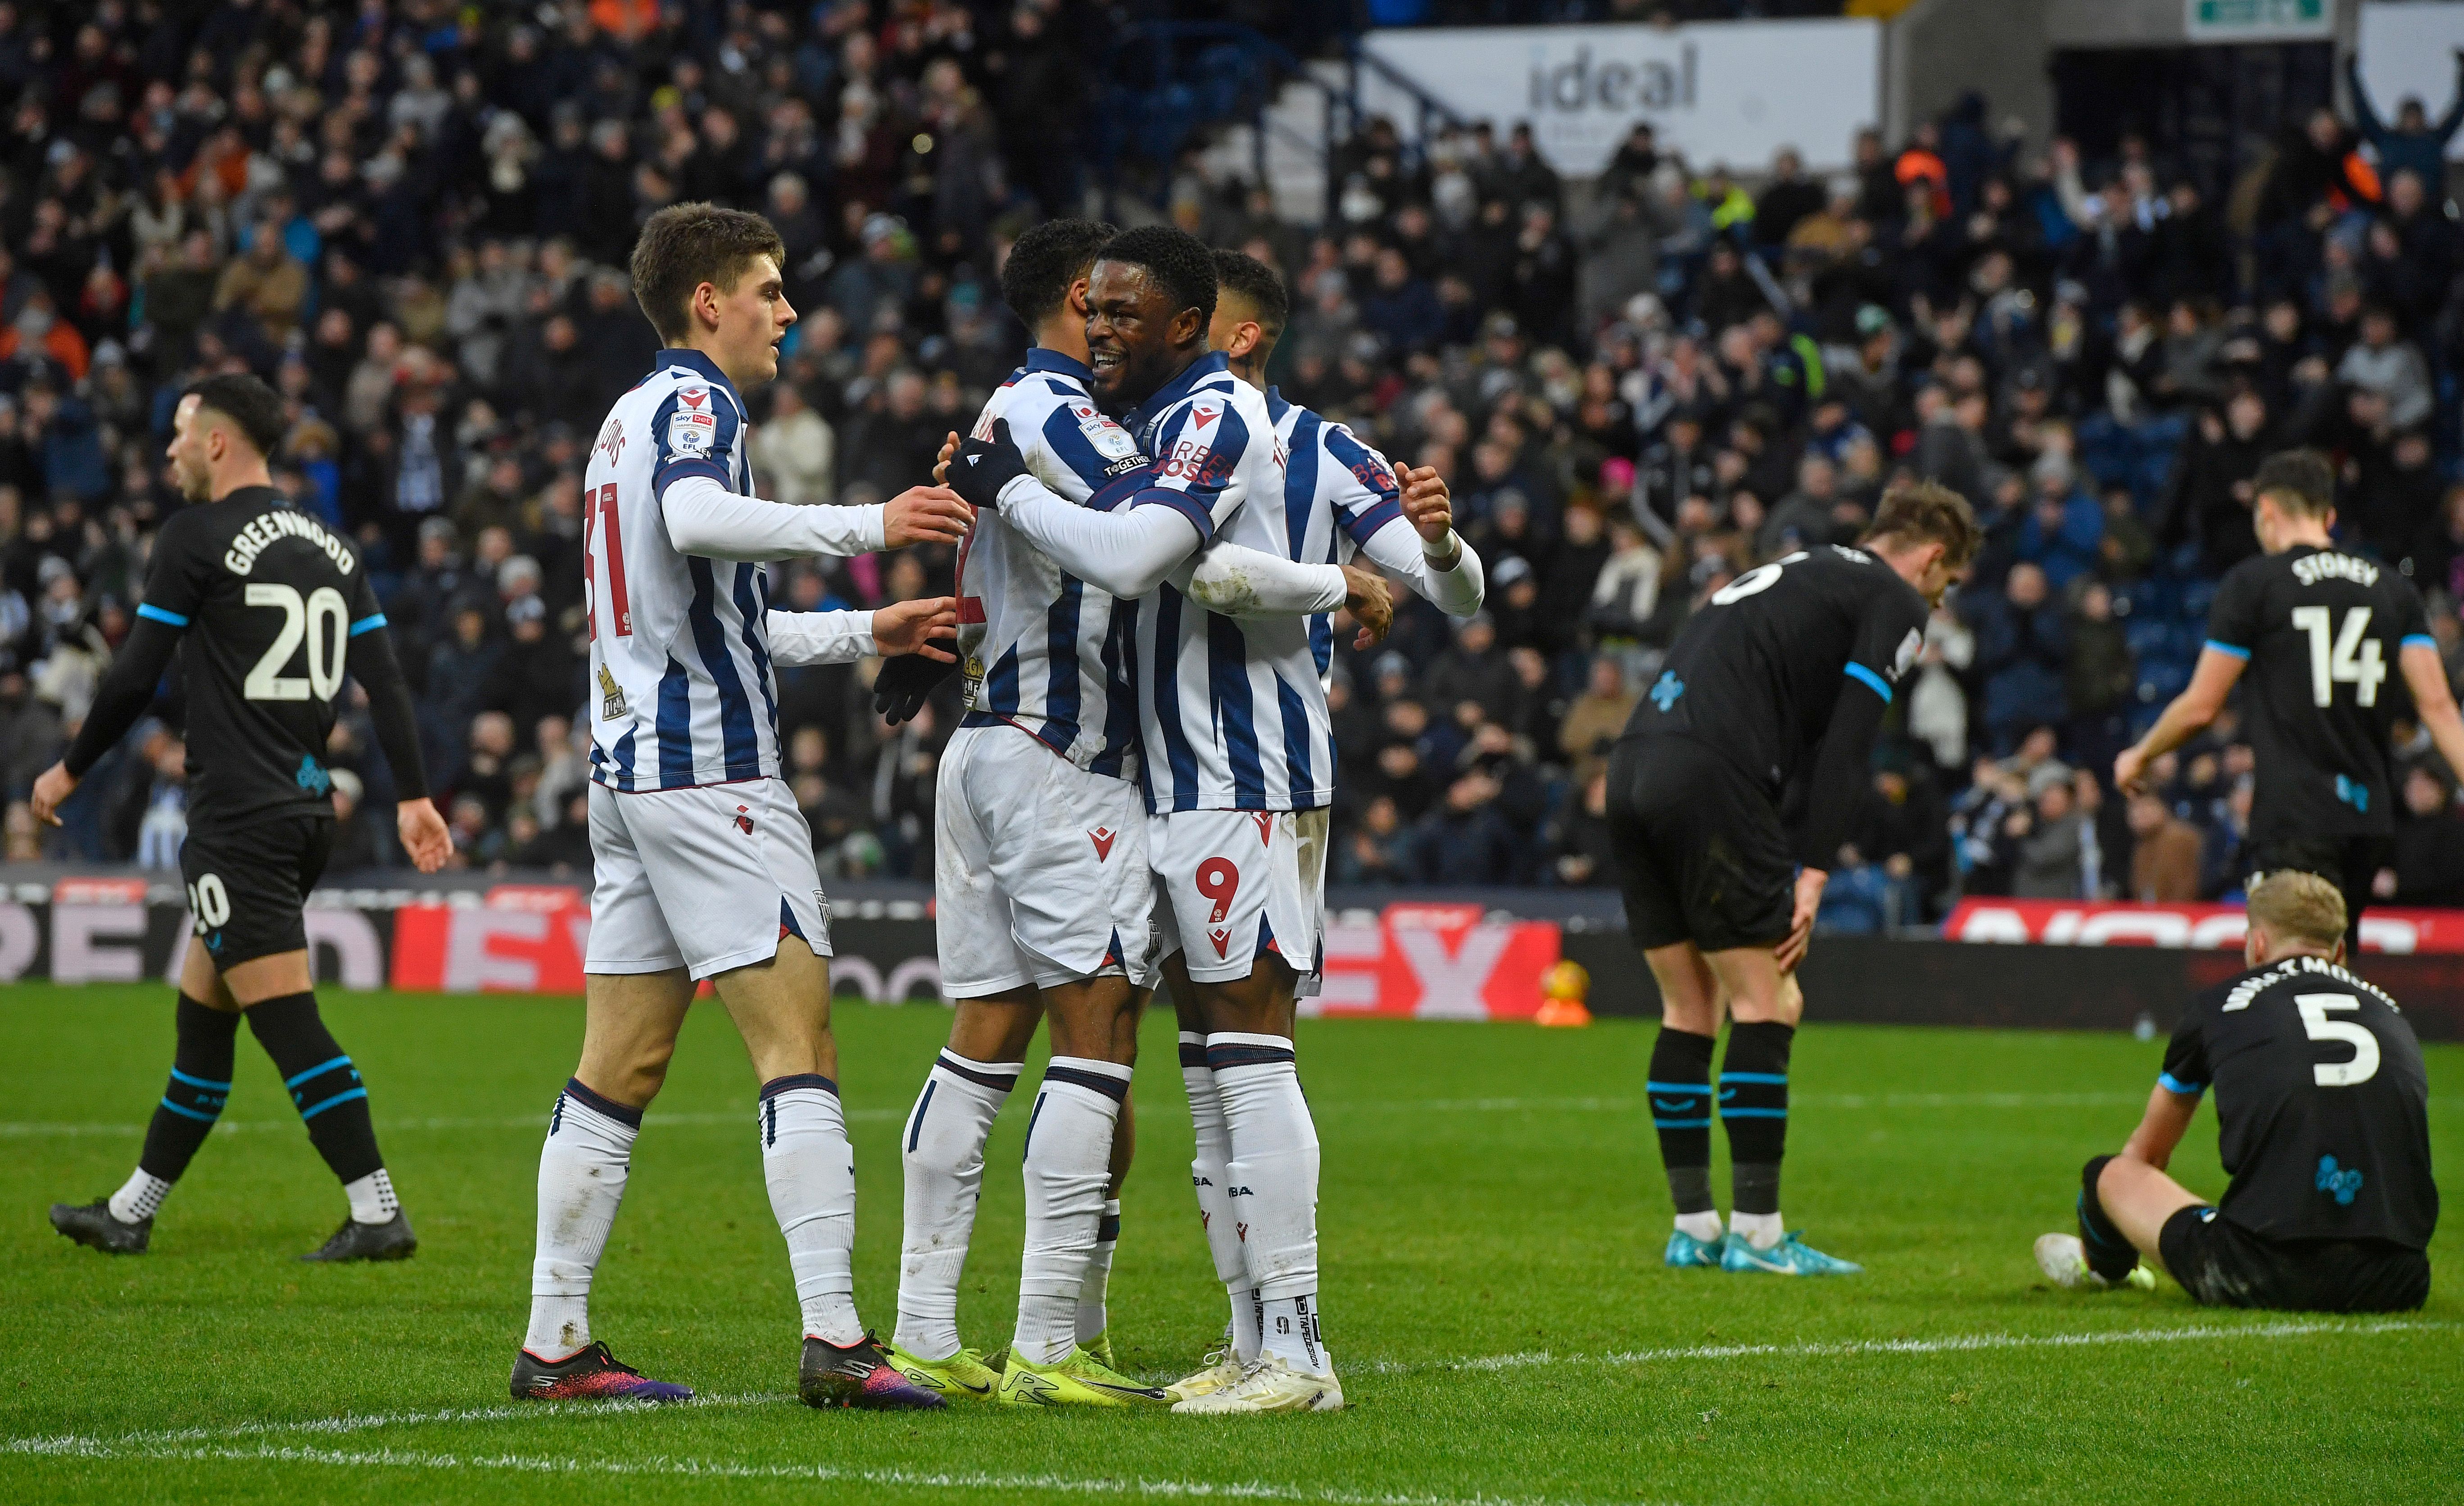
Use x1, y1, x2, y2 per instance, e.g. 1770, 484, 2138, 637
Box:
178, 815, 335, 969
2245, 834, 2392, 947
2158, 1205, 2428, 1313
1604, 734, 1796, 954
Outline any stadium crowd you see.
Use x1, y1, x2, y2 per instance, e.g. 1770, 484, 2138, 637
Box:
3, 2, 2464, 928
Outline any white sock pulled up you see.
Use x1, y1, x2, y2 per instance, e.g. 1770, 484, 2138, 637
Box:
1014, 1056, 1129, 1366
1182, 1031, 1259, 1362
524, 1078, 639, 1359
759, 1074, 862, 1347
1209, 1032, 1326, 1375
894, 1052, 1019, 1362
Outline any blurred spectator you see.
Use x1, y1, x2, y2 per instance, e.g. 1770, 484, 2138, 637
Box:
2377, 764, 2464, 907
2126, 788, 2205, 903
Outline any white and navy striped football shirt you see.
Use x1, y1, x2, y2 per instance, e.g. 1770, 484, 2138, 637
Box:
956, 349, 1145, 777
1267, 390, 1410, 682
1121, 353, 1332, 814
582, 349, 781, 791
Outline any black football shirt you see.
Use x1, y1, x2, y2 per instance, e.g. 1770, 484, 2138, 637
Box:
1622, 545, 1930, 798
2204, 546, 2430, 841
2161, 955, 2436, 1248
137, 486, 386, 831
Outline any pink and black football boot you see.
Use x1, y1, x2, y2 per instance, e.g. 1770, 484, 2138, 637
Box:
799, 1333, 947, 1410
510, 1340, 694, 1402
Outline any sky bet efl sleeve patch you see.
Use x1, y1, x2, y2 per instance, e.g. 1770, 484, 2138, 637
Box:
668, 388, 718, 459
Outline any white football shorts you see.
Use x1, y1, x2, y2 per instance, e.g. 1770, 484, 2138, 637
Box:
933, 722, 1154, 997
585, 777, 832, 981
1148, 806, 1327, 988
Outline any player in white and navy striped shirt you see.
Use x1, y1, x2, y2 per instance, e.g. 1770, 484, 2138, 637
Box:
940, 226, 1409, 1415
512, 204, 967, 1412
1146, 250, 1486, 1406
885, 222, 1386, 1408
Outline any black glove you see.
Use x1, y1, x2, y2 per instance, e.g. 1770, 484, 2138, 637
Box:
872, 650, 958, 726
947, 418, 1029, 510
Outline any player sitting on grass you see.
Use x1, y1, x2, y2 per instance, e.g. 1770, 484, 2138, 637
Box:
2038, 871, 2435, 1311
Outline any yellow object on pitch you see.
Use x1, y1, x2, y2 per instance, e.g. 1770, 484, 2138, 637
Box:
1535, 959, 1592, 1027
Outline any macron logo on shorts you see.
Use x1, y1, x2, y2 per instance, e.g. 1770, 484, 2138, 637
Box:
1089, 827, 1117, 861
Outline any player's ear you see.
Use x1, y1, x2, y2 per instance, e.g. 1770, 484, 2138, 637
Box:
1066, 276, 1091, 319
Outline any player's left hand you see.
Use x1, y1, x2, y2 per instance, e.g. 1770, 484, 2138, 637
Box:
873, 595, 960, 662
945, 419, 1031, 511
933, 430, 960, 486
397, 796, 453, 873
29, 760, 75, 826
1400, 465, 1455, 540
1341, 564, 1394, 649
1776, 867, 1826, 973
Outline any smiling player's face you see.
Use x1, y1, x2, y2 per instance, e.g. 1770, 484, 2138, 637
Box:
711, 254, 793, 388
1085, 260, 1194, 413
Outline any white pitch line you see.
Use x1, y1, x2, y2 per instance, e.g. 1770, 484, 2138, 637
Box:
2, 1438, 1668, 1506
1357, 1317, 2453, 1375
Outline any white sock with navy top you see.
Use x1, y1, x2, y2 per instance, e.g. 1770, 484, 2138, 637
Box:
759, 1073, 862, 1346
1209, 1031, 1328, 1375
525, 1077, 639, 1360
895, 1052, 1019, 1362
1015, 1056, 1131, 1366
1182, 1029, 1261, 1361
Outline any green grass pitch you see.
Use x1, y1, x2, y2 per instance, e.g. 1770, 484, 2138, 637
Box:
3, 986, 2459, 1504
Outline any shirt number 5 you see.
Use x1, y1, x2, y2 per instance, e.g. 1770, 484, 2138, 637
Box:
2293, 993, 2380, 1087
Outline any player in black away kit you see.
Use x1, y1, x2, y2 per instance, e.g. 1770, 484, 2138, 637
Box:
34, 375, 452, 1260
2038, 871, 2434, 1310
1608, 481, 1979, 1275
2118, 449, 2464, 941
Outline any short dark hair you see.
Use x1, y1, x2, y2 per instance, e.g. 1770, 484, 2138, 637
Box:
1096, 224, 1218, 328
2252, 448, 2334, 518
1210, 249, 1287, 341
628, 202, 788, 343
1862, 479, 1982, 570
182, 373, 287, 459
1000, 218, 1118, 329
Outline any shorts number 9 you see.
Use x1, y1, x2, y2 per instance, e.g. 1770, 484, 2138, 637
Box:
1195, 857, 1241, 925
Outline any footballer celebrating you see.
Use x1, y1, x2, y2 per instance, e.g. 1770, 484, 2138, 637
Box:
1608, 482, 1978, 1275
1161, 249, 1486, 1401
2118, 449, 2464, 941
508, 203, 966, 1408
942, 226, 1393, 1414
41, 374, 450, 1261
2039, 871, 2434, 1311
884, 222, 1391, 1408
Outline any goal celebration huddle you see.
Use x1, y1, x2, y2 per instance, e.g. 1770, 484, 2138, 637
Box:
42, 199, 2437, 1421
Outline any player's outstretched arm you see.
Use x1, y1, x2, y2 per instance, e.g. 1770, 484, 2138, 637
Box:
2399, 641, 2464, 783
32, 614, 188, 825
661, 475, 969, 561
2115, 647, 2243, 794
765, 598, 958, 667
346, 623, 452, 872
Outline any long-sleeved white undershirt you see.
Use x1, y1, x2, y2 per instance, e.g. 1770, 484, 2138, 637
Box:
994, 473, 1347, 612
1351, 517, 1486, 618
661, 473, 887, 561
765, 609, 876, 666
